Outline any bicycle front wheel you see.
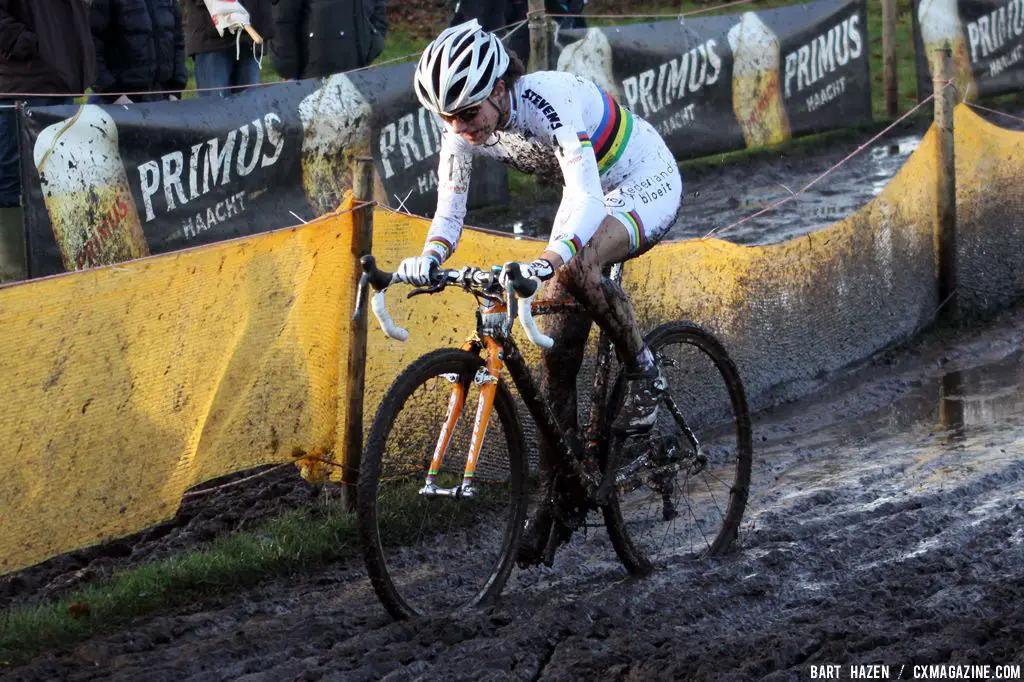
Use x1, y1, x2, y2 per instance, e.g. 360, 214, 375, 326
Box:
357, 348, 528, 620
603, 321, 753, 573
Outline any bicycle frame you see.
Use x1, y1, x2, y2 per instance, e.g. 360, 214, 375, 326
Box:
420, 264, 624, 500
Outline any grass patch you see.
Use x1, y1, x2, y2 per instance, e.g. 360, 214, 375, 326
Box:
375, 26, 434, 66
0, 472, 522, 667
0, 499, 359, 667
0, 467, 529, 667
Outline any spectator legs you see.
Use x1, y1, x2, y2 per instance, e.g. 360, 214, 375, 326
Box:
0, 96, 72, 282
194, 49, 262, 98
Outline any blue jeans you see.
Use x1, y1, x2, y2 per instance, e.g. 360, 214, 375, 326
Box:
193, 49, 262, 98
0, 96, 73, 207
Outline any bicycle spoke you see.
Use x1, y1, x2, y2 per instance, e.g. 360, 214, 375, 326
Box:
681, 469, 714, 553
702, 467, 734, 490
702, 474, 725, 520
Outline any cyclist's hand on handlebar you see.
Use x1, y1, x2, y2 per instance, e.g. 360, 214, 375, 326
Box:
498, 258, 555, 292
396, 255, 439, 286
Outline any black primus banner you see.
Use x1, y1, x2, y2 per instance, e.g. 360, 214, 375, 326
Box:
20, 0, 868, 277
912, 0, 1024, 99
371, 62, 509, 219
19, 63, 506, 278
553, 0, 871, 160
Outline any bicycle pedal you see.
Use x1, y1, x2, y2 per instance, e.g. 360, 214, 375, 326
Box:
419, 482, 473, 498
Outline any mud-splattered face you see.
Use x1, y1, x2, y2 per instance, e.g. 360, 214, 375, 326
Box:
440, 81, 507, 145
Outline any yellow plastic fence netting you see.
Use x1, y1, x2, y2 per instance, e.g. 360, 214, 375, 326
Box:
1, 105, 1022, 576
0, 203, 359, 575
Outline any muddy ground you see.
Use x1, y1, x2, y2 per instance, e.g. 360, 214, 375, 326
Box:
3, 303, 1023, 681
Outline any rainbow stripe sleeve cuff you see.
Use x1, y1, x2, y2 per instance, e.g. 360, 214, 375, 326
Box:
422, 237, 454, 263
549, 235, 584, 264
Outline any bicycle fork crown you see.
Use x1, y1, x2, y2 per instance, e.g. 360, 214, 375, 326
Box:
420, 336, 504, 499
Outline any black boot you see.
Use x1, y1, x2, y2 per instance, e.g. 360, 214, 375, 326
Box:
516, 471, 591, 568
516, 473, 557, 568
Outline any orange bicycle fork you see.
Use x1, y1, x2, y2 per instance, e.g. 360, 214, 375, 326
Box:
419, 335, 504, 499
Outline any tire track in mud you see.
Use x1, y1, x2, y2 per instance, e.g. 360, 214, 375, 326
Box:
5, 309, 1024, 681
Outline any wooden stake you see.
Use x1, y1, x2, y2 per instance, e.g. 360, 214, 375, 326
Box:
932, 49, 958, 322
343, 156, 375, 511
882, 0, 898, 117
527, 0, 551, 72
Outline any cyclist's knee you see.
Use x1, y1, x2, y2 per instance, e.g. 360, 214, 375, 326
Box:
559, 249, 602, 294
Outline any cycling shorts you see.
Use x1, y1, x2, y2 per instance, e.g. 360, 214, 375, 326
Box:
602, 123, 683, 257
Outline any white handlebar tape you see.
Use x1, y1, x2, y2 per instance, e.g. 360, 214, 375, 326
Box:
518, 292, 554, 349
371, 290, 409, 341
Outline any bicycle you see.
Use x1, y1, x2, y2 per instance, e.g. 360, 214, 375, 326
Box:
353, 254, 752, 620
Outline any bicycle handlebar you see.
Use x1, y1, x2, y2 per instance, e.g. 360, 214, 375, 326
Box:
500, 262, 539, 299
353, 255, 554, 349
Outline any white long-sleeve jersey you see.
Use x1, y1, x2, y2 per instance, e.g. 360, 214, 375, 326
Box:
422, 70, 665, 265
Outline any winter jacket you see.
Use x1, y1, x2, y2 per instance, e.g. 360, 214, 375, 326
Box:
270, 0, 387, 80
91, 0, 187, 99
183, 0, 275, 56
0, 0, 95, 95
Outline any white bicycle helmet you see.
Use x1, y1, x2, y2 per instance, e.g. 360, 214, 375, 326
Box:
414, 20, 510, 115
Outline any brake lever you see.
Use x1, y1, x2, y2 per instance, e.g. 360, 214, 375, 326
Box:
352, 272, 369, 321
406, 279, 446, 298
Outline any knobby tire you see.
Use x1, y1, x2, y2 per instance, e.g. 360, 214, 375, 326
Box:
602, 321, 753, 574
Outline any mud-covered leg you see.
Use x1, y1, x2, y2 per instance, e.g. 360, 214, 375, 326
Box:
558, 217, 645, 368
516, 276, 592, 567
560, 218, 665, 435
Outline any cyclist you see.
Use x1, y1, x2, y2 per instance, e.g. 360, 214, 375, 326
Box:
395, 20, 683, 561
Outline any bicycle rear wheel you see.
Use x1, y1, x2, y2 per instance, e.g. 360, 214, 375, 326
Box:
603, 321, 752, 573
357, 348, 528, 620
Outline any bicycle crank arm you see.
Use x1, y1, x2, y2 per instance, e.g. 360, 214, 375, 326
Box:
557, 429, 604, 496
419, 482, 474, 498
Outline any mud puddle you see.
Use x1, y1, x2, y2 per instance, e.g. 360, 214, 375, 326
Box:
674, 96, 1024, 246
671, 133, 921, 245
467, 126, 923, 248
